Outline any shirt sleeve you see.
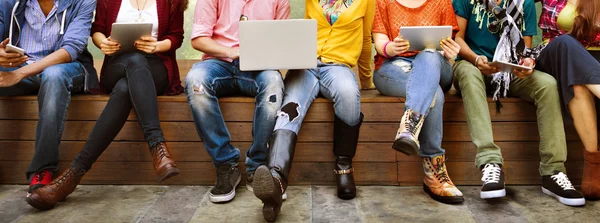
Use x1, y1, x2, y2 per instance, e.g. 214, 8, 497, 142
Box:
162, 0, 185, 54
359, 0, 375, 88
0, 0, 8, 39
452, 0, 470, 20
276, 0, 290, 20
61, 0, 95, 62
191, 0, 218, 40
522, 0, 538, 36
444, 0, 460, 38
372, 0, 388, 35
91, 0, 107, 36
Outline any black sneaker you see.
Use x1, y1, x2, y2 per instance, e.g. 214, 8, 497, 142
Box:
480, 163, 506, 199
542, 172, 585, 206
209, 163, 241, 203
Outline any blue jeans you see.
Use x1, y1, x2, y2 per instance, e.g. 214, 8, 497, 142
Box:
275, 61, 361, 134
185, 59, 284, 173
373, 51, 453, 157
0, 62, 85, 179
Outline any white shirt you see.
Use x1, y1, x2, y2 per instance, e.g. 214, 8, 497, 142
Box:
115, 0, 159, 38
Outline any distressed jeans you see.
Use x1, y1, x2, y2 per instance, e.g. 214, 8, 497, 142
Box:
185, 59, 284, 173
0, 62, 85, 179
453, 60, 567, 176
274, 62, 361, 134
374, 51, 453, 157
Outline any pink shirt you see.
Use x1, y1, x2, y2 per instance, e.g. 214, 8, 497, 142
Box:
192, 0, 291, 61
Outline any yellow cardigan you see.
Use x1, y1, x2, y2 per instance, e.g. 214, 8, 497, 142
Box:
305, 0, 375, 87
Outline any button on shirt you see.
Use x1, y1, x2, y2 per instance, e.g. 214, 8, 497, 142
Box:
191, 0, 290, 61
21, 0, 62, 63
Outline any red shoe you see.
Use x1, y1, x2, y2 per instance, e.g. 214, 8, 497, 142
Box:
28, 170, 53, 195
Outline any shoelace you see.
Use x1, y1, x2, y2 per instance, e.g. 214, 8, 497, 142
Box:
216, 165, 234, 188
34, 171, 46, 183
481, 163, 501, 184
551, 172, 575, 191
433, 157, 451, 184
403, 112, 421, 135
53, 168, 74, 187
153, 144, 170, 160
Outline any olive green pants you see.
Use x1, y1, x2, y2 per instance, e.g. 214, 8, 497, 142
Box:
453, 60, 567, 176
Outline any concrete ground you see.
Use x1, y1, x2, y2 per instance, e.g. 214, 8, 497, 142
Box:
0, 185, 597, 223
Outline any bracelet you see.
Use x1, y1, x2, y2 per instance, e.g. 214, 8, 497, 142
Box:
382, 41, 392, 58
474, 55, 482, 66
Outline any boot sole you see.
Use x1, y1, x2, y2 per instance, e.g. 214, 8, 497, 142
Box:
392, 138, 419, 156
26, 196, 55, 211
253, 166, 282, 222
158, 167, 180, 182
423, 184, 464, 204
542, 187, 586, 207
480, 189, 506, 199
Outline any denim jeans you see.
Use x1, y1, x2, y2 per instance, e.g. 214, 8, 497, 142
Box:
275, 61, 361, 134
453, 60, 567, 176
72, 53, 169, 171
185, 59, 284, 173
374, 51, 453, 157
0, 62, 85, 179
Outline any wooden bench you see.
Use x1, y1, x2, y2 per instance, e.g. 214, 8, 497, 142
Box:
0, 60, 585, 186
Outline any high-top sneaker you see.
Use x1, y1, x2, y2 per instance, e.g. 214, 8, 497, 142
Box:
480, 163, 506, 199
393, 109, 424, 156
28, 170, 53, 195
542, 172, 585, 206
209, 163, 241, 203
422, 154, 464, 203
26, 166, 86, 210
582, 149, 600, 200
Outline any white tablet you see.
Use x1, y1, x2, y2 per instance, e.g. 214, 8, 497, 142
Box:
110, 23, 153, 53
489, 61, 533, 72
399, 26, 453, 51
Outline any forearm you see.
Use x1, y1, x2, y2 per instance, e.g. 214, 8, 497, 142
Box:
14, 49, 71, 78
92, 32, 106, 49
191, 37, 233, 58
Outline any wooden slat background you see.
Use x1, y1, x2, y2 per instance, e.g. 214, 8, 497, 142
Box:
0, 60, 585, 186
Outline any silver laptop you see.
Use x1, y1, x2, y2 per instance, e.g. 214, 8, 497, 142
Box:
239, 19, 317, 71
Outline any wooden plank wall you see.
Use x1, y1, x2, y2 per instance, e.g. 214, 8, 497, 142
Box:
0, 60, 585, 186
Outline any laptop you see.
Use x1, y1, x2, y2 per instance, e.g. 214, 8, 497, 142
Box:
238, 19, 317, 71
399, 26, 453, 51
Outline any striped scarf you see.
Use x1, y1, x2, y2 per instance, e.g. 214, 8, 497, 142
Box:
472, 0, 545, 103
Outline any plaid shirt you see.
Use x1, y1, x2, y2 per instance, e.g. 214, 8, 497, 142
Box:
539, 0, 600, 47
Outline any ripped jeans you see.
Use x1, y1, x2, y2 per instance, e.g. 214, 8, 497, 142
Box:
185, 59, 284, 173
373, 51, 453, 158
275, 61, 361, 135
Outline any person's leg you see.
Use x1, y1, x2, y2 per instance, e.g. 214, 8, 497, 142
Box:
568, 86, 598, 151
26, 62, 85, 179
235, 70, 284, 174
318, 64, 362, 200
185, 59, 241, 203
253, 68, 320, 222
508, 70, 584, 206
453, 60, 505, 199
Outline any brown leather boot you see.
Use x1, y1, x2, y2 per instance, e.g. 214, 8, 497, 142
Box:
582, 149, 600, 200
26, 166, 86, 210
152, 142, 180, 182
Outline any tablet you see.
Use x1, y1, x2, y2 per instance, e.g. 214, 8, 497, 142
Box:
110, 23, 153, 53
399, 26, 453, 51
489, 61, 533, 72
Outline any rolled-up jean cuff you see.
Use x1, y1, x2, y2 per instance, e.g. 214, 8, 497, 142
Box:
419, 150, 446, 159
475, 150, 504, 169
539, 162, 566, 176
245, 156, 262, 174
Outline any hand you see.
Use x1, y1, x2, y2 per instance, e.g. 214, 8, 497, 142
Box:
227, 47, 240, 60
0, 70, 25, 87
0, 39, 28, 68
440, 37, 460, 61
387, 36, 410, 56
474, 55, 500, 75
135, 36, 159, 54
513, 58, 535, 79
100, 37, 120, 56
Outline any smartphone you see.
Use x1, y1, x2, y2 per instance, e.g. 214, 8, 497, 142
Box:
6, 44, 25, 56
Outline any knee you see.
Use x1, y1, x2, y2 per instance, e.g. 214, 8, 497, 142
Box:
185, 67, 213, 97
530, 72, 559, 99
121, 53, 147, 66
111, 79, 130, 97
415, 50, 442, 63
257, 71, 284, 96
41, 65, 70, 86
572, 85, 591, 99
453, 62, 484, 87
552, 34, 579, 46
